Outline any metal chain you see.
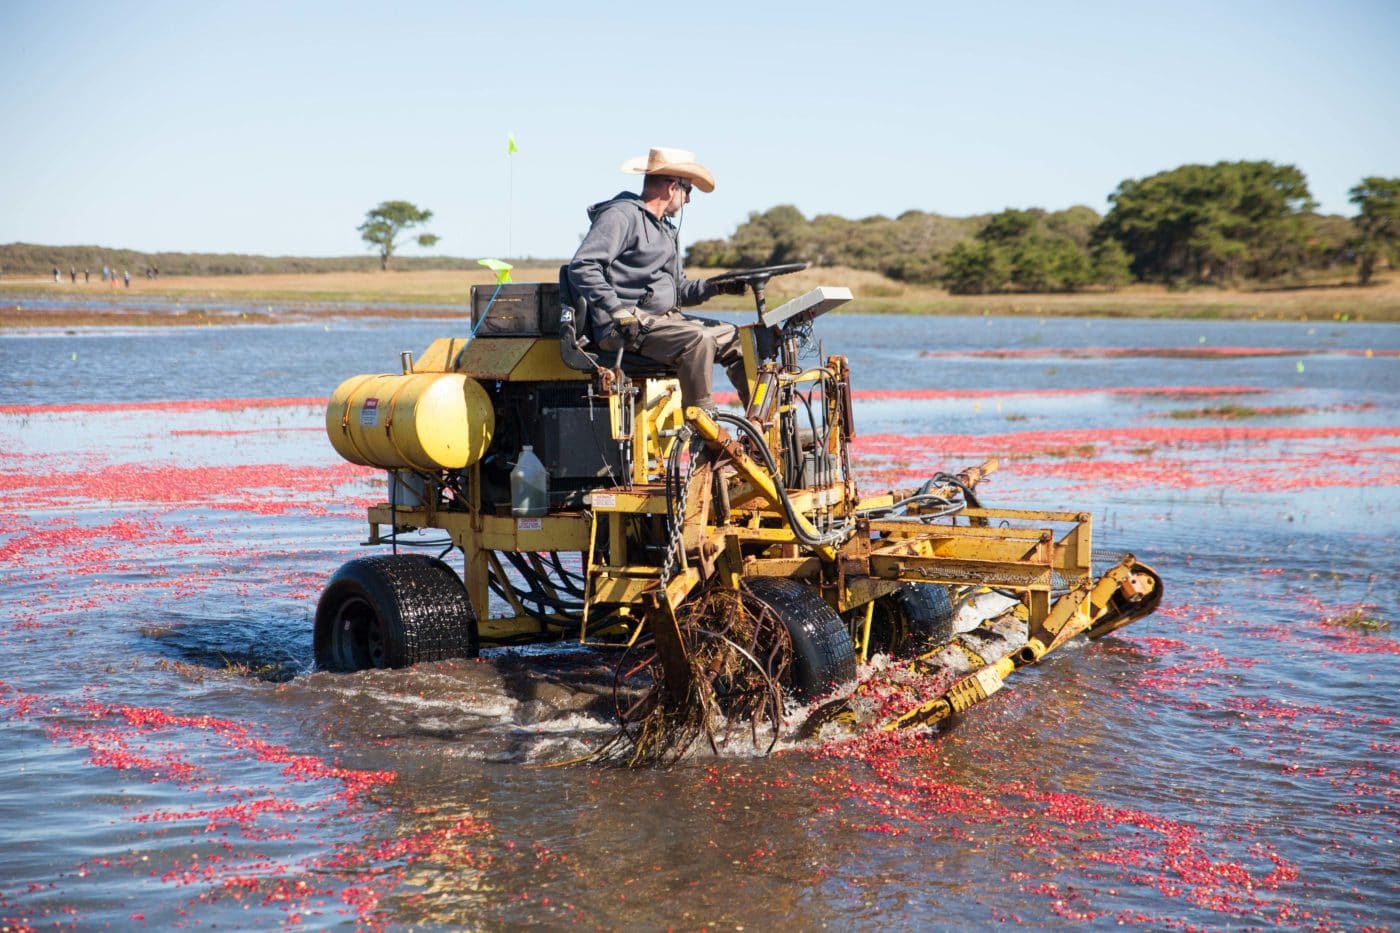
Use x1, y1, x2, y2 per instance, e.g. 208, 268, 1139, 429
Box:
839, 422, 859, 509
658, 429, 696, 586
834, 374, 859, 514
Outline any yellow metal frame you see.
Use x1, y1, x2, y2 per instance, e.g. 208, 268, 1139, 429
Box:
880, 557, 1147, 731
355, 332, 1147, 675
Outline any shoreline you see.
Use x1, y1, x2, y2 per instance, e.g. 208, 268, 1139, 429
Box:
3, 266, 1398, 327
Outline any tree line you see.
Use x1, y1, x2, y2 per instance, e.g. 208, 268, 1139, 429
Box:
6, 164, 1395, 290
688, 162, 1400, 292
0, 243, 481, 278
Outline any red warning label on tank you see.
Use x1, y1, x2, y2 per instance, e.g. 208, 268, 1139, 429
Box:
360, 397, 379, 427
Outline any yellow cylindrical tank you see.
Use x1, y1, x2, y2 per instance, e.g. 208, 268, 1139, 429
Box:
326, 372, 494, 471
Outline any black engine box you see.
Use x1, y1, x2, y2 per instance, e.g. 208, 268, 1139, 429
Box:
536, 395, 624, 484
470, 283, 561, 336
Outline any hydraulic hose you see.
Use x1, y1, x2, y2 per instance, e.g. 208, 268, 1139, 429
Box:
930, 472, 982, 510
713, 412, 855, 550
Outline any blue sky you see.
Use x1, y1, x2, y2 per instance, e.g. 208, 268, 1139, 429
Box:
2, 0, 1397, 260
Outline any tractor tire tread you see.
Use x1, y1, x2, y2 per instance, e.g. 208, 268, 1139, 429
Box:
891, 583, 956, 655
314, 554, 478, 671
745, 577, 856, 699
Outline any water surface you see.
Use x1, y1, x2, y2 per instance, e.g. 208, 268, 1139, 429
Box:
1, 310, 1396, 928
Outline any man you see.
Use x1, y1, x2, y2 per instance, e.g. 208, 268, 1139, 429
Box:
567, 147, 746, 415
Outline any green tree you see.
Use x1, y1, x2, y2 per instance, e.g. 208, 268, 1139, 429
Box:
685, 238, 736, 267
691, 205, 984, 274
1098, 161, 1314, 284
979, 208, 1037, 245
358, 201, 440, 270
942, 240, 1010, 294
1009, 237, 1056, 291
724, 204, 808, 266
1046, 237, 1094, 290
688, 201, 1101, 291
1044, 205, 1101, 249
883, 251, 942, 285
1349, 176, 1400, 285
1003, 236, 1094, 292
1090, 239, 1133, 290
974, 209, 1098, 292
1298, 212, 1356, 274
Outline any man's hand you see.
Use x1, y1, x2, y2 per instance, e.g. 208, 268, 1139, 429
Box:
611, 308, 642, 349
709, 277, 748, 296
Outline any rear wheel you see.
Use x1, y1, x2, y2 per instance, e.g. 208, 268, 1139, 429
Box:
314, 554, 479, 672
856, 583, 956, 659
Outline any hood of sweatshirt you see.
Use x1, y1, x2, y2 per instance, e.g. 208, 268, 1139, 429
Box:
585, 190, 651, 224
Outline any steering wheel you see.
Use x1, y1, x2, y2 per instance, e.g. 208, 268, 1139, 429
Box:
705, 263, 808, 288
706, 263, 808, 322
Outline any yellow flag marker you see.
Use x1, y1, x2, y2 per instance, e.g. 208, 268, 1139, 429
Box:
504, 134, 519, 257
478, 258, 513, 284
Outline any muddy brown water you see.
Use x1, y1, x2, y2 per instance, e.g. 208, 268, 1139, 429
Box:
1, 308, 1397, 928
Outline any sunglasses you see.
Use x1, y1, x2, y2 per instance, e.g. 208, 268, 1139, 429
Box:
674, 178, 693, 194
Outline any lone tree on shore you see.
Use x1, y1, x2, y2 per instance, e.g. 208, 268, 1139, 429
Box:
358, 201, 439, 270
1349, 177, 1400, 286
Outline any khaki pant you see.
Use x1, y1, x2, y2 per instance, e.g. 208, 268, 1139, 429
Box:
629, 310, 745, 410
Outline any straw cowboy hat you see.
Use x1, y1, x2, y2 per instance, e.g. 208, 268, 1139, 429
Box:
620, 147, 715, 193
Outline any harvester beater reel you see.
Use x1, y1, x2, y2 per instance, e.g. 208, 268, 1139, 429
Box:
608, 586, 792, 765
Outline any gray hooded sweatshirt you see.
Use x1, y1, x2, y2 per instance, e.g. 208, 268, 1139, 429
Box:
567, 192, 715, 318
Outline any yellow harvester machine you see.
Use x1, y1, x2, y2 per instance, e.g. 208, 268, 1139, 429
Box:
317, 265, 1161, 757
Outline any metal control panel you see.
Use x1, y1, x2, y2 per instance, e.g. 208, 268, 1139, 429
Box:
760, 286, 853, 328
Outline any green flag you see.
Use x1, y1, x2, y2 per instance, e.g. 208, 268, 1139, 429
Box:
507, 132, 518, 155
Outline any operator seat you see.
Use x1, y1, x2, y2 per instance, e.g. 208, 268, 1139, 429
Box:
557, 266, 674, 378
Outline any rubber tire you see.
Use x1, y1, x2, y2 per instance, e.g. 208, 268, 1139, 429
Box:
314, 555, 479, 672
744, 577, 856, 699
861, 583, 956, 658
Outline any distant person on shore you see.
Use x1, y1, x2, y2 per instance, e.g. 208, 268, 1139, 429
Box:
84, 269, 90, 283
70, 267, 77, 283
123, 269, 130, 288
101, 265, 109, 282
53, 266, 60, 283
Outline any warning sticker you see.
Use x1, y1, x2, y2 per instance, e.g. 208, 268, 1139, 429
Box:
591, 493, 617, 508
360, 398, 379, 427
974, 665, 1004, 697
517, 517, 543, 532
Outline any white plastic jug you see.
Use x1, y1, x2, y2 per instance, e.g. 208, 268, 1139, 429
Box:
510, 445, 549, 517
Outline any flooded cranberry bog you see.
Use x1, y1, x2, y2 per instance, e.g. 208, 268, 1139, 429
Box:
1, 309, 1396, 929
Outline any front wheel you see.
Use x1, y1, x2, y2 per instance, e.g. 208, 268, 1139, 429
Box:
743, 577, 856, 699
314, 554, 479, 672
851, 583, 956, 659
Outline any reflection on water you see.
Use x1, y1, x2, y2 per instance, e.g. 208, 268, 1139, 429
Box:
1, 312, 1397, 928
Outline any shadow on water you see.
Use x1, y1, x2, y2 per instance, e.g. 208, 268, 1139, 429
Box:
139, 608, 632, 750
138, 612, 311, 683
